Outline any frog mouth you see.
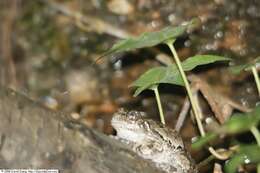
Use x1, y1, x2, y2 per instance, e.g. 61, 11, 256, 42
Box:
115, 123, 138, 130
112, 120, 140, 130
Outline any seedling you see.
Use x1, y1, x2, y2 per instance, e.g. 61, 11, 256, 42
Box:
192, 105, 260, 173
102, 18, 230, 129
102, 18, 259, 173
100, 18, 197, 124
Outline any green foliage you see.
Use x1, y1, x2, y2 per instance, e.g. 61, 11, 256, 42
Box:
101, 18, 200, 58
131, 55, 230, 96
192, 106, 260, 172
225, 145, 260, 173
101, 15, 260, 173
191, 133, 218, 150
229, 64, 248, 75
181, 55, 230, 71
192, 105, 260, 149
230, 57, 260, 74
222, 105, 260, 134
131, 67, 167, 96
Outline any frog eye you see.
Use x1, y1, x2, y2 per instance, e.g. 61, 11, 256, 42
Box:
127, 112, 138, 120
142, 121, 150, 129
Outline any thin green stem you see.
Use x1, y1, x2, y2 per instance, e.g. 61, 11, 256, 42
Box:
251, 66, 260, 96
153, 87, 166, 125
250, 68, 260, 173
251, 126, 260, 173
250, 126, 260, 146
166, 41, 205, 136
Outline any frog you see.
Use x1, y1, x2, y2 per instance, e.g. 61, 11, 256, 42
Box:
111, 109, 197, 173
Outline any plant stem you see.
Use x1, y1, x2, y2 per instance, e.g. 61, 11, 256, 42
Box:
250, 126, 260, 146
250, 126, 260, 173
166, 41, 233, 161
250, 68, 260, 173
251, 66, 260, 96
153, 87, 166, 125
166, 41, 205, 136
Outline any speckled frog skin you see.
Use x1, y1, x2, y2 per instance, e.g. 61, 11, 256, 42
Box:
111, 109, 197, 173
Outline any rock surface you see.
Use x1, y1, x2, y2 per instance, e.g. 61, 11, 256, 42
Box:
0, 88, 163, 173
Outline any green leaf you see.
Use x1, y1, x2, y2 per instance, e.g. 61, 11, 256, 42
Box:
101, 18, 200, 58
131, 55, 230, 96
244, 56, 260, 71
191, 133, 218, 150
221, 105, 260, 134
181, 55, 231, 71
132, 67, 166, 96
225, 145, 260, 173
221, 114, 256, 134
131, 65, 181, 97
190, 106, 260, 149
229, 56, 260, 74
229, 64, 248, 75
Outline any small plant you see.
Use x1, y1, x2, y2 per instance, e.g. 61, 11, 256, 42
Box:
131, 54, 230, 126
102, 18, 260, 173
102, 18, 230, 127
230, 57, 260, 96
192, 105, 260, 173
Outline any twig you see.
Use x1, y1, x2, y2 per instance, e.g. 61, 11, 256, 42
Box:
191, 81, 232, 160
1, 0, 20, 89
175, 96, 190, 132
40, 0, 132, 39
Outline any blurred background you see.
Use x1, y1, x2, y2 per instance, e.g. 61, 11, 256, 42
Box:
0, 0, 260, 171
